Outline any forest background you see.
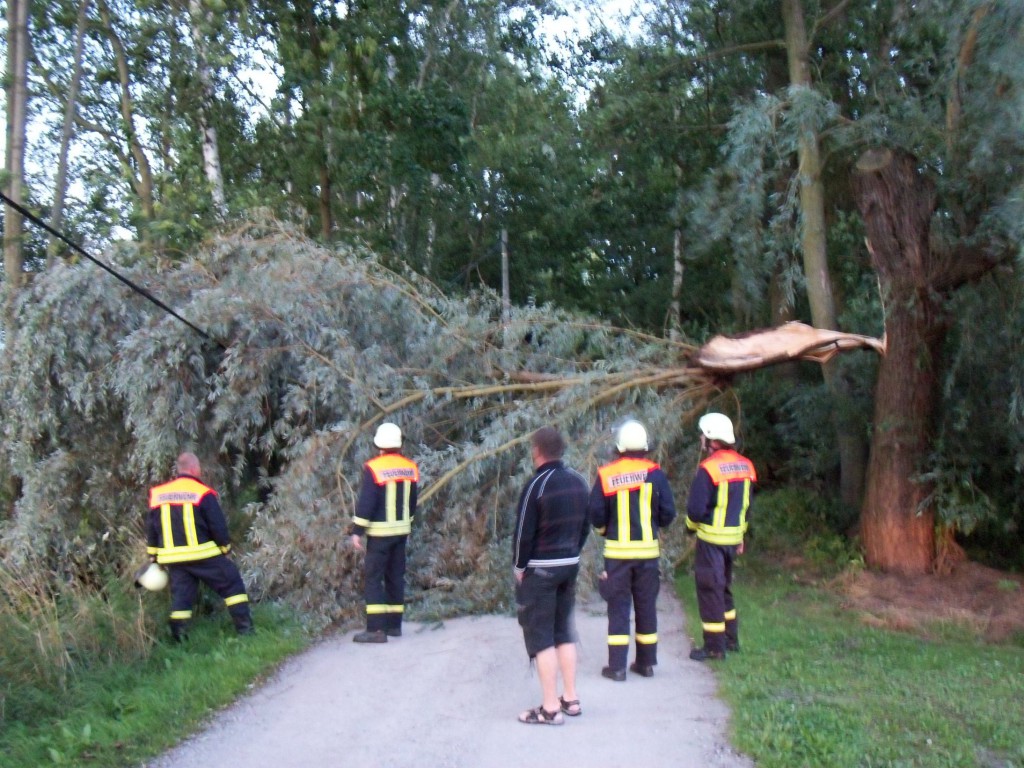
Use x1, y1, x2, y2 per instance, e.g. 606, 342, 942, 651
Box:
1, 0, 1023, 735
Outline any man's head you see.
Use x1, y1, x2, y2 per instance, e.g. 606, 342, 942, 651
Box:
697, 412, 735, 452
176, 452, 202, 478
531, 426, 565, 467
615, 420, 649, 453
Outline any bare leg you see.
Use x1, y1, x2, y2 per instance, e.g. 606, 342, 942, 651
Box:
534, 646, 560, 713
556, 642, 578, 703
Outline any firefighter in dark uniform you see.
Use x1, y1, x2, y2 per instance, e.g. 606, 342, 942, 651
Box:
589, 420, 676, 681
686, 413, 756, 661
147, 452, 253, 640
350, 422, 419, 643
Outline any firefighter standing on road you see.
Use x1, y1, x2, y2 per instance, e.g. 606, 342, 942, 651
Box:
686, 413, 756, 661
147, 452, 253, 641
350, 422, 419, 643
589, 420, 676, 681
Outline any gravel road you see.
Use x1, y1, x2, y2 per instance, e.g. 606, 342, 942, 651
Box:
144, 587, 753, 768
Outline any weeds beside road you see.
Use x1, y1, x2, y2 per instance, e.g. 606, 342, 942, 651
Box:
678, 561, 1024, 768
3, 553, 1022, 767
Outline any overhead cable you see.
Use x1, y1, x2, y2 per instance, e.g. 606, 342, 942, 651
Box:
1, 191, 226, 349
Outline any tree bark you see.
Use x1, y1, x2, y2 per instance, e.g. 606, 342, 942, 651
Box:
854, 149, 942, 575
98, 0, 156, 237
782, 0, 866, 509
48, 0, 93, 266
189, 0, 227, 218
4, 0, 30, 293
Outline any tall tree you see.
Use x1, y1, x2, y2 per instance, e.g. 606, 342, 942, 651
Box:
45, 0, 92, 265
4, 0, 31, 294
188, 0, 226, 218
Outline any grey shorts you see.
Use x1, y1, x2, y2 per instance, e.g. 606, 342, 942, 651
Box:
515, 564, 579, 657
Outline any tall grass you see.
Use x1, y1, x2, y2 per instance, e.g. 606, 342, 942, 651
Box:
0, 562, 309, 768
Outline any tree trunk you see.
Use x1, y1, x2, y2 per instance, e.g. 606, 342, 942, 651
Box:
189, 0, 227, 218
48, 0, 92, 266
98, 0, 155, 237
4, 0, 30, 293
500, 226, 510, 345
669, 226, 684, 341
854, 149, 942, 575
782, 0, 866, 510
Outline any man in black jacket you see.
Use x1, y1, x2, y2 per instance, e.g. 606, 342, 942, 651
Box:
513, 427, 590, 726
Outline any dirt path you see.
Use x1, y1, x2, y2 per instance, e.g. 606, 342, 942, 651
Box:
144, 587, 753, 768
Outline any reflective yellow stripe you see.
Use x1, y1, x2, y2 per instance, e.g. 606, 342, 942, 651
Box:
366, 604, 389, 614
604, 540, 660, 559
616, 489, 630, 540
183, 502, 199, 547
161, 503, 173, 547
607, 635, 630, 646
724, 609, 736, 620
713, 482, 729, 530
386, 605, 404, 614
692, 525, 744, 545
636, 633, 657, 644
385, 482, 397, 522
363, 520, 412, 536
224, 594, 249, 607
156, 540, 222, 563
702, 621, 726, 633
170, 610, 193, 620
639, 483, 653, 540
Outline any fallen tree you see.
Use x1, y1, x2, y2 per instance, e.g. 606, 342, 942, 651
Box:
0, 219, 884, 624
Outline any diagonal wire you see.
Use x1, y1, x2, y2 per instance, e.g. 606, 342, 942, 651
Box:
1, 191, 226, 349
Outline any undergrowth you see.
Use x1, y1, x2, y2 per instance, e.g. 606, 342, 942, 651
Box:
675, 489, 1024, 768
1, 600, 308, 768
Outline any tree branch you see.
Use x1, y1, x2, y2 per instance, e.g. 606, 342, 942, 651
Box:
813, 0, 856, 35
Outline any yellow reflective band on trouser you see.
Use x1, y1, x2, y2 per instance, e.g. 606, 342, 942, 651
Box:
702, 621, 726, 633
170, 610, 193, 620
607, 635, 630, 646
636, 633, 657, 645
724, 609, 736, 621
224, 594, 249, 607
385, 605, 404, 614
366, 604, 389, 615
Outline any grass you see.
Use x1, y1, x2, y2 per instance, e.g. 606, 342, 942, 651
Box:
675, 561, 1024, 768
1, 602, 310, 768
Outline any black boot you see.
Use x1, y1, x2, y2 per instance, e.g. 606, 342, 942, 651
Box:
170, 619, 190, 642
230, 605, 255, 636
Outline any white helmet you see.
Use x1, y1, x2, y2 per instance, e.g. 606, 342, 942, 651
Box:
615, 420, 649, 452
373, 422, 403, 449
698, 413, 736, 445
136, 563, 169, 592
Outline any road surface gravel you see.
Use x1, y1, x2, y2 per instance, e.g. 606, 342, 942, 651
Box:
144, 587, 753, 768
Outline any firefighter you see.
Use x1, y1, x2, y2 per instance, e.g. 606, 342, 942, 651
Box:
686, 413, 756, 661
350, 422, 419, 643
589, 420, 676, 681
147, 452, 253, 641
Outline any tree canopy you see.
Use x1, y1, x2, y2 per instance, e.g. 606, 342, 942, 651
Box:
4, 0, 1024, 602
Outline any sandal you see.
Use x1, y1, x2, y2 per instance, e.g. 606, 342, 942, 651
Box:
518, 705, 564, 725
559, 696, 582, 716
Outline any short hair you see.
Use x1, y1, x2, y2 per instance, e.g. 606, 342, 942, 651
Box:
176, 452, 201, 477
531, 426, 565, 461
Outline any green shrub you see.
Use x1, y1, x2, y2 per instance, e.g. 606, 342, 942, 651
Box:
751, 488, 861, 576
